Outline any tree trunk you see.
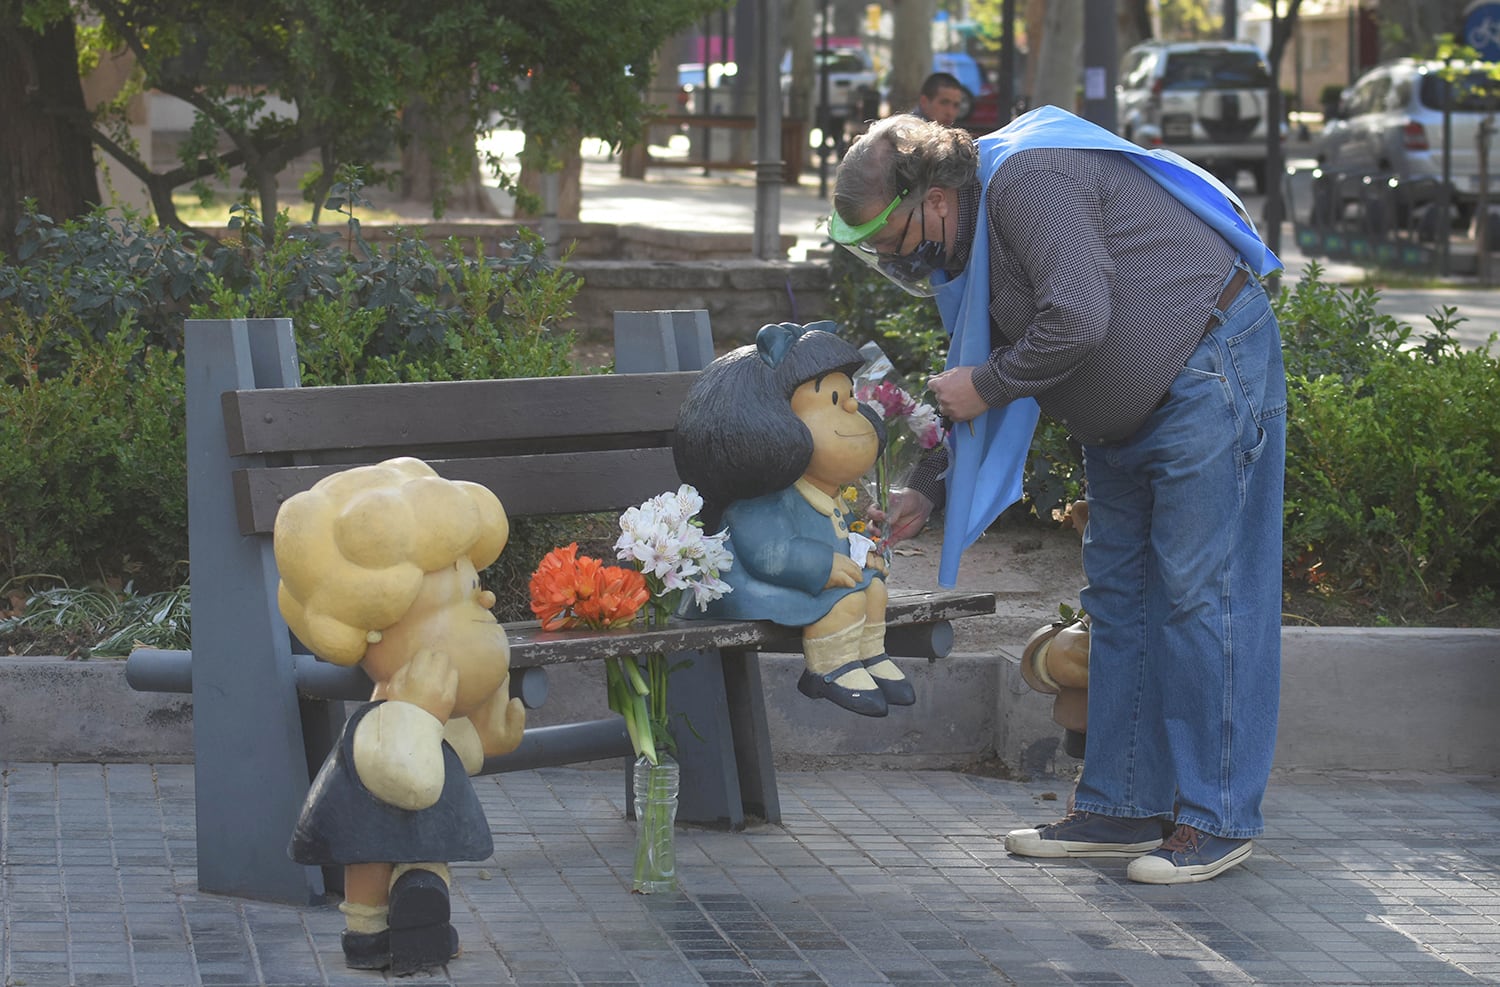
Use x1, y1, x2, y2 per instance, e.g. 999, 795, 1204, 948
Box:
887, 0, 935, 118
1033, 1, 1082, 113
786, 0, 815, 125
516, 135, 582, 222
401, 97, 497, 218
0, 14, 100, 258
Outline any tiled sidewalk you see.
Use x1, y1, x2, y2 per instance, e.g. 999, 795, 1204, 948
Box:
3, 763, 1498, 986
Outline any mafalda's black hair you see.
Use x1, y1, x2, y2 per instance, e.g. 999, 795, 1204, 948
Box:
673, 323, 885, 530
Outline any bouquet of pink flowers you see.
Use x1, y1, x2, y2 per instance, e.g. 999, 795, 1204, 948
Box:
852, 342, 947, 555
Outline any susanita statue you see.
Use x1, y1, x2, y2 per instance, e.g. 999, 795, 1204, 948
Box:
273, 457, 525, 974
672, 321, 913, 717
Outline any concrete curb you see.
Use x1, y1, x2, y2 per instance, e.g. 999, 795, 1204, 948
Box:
3, 627, 1496, 774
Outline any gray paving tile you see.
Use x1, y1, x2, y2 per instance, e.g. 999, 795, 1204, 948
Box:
6, 764, 1500, 985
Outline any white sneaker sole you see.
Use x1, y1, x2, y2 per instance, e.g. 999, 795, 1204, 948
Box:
1004, 828, 1162, 858
1127, 840, 1253, 884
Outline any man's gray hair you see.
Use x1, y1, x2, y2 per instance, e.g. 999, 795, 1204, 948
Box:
833, 114, 979, 228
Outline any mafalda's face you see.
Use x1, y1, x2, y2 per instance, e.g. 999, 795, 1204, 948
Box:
791, 371, 880, 493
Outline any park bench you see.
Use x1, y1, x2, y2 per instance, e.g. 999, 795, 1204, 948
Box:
125, 311, 995, 906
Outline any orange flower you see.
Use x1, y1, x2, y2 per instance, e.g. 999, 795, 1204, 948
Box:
529, 543, 649, 630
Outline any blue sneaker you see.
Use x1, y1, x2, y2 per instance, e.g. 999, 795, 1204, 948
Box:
1005, 811, 1166, 858
1127, 824, 1252, 884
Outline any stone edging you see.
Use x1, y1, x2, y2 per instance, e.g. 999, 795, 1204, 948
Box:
3, 627, 1496, 774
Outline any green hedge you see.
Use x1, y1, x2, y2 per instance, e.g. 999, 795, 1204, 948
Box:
0, 205, 583, 595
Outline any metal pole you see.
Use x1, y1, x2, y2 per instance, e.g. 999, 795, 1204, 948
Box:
1224, 0, 1238, 39
1265, 4, 1285, 257
1082, 0, 1117, 132
1000, 0, 1016, 122
1442, 58, 1453, 276
817, 0, 832, 198
753, 0, 784, 258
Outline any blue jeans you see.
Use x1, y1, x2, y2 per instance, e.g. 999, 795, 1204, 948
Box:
1075, 267, 1286, 840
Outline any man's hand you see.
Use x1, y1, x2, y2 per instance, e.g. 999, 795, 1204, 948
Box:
928, 366, 987, 423
871, 488, 935, 544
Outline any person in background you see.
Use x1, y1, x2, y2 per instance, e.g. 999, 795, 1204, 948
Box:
827, 109, 1286, 885
912, 72, 967, 127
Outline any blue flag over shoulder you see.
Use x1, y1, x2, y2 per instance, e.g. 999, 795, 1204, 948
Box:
928, 105, 1280, 587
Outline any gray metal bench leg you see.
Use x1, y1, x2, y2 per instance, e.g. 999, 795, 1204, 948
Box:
721, 648, 781, 824
661, 649, 746, 829
186, 318, 330, 904
615, 311, 766, 828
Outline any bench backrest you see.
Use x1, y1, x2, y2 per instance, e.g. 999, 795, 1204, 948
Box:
223, 372, 698, 535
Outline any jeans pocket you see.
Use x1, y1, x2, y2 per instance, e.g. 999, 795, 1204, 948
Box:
1226, 312, 1287, 425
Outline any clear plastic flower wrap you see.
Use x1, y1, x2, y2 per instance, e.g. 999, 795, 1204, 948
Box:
851, 342, 947, 560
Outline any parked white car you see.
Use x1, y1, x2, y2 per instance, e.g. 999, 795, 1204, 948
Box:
1317, 59, 1500, 226
1117, 40, 1278, 192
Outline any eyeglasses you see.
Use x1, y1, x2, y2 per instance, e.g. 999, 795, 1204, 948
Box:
867, 206, 919, 261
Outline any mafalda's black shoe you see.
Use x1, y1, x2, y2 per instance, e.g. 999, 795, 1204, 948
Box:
387, 868, 459, 976
340, 928, 390, 970
861, 655, 915, 706
797, 659, 888, 717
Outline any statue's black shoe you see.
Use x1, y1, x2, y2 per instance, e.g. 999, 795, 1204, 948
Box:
797, 659, 888, 717
388, 869, 458, 976
862, 655, 916, 706
340, 928, 390, 970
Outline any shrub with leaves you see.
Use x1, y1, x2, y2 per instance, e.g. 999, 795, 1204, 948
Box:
0, 203, 583, 601
0, 309, 187, 590
1276, 264, 1500, 621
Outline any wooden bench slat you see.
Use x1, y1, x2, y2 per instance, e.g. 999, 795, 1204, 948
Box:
505, 590, 997, 667
233, 448, 683, 535
224, 372, 698, 456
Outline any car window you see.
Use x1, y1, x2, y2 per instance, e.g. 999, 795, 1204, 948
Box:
817, 51, 870, 74
1417, 68, 1500, 112
1121, 50, 1153, 89
1160, 51, 1270, 91
1389, 77, 1411, 112
1350, 75, 1386, 115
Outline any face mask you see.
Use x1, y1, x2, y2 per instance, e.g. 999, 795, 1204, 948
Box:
830, 195, 949, 297
881, 204, 948, 287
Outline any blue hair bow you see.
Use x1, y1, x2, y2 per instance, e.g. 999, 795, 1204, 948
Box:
755, 320, 839, 368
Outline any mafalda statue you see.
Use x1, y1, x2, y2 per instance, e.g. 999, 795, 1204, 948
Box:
673, 321, 912, 717
274, 457, 525, 975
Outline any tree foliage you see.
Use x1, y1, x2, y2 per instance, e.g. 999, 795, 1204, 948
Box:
3, 0, 723, 240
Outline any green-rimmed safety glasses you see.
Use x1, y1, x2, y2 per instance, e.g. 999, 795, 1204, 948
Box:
828, 188, 943, 298
828, 189, 909, 247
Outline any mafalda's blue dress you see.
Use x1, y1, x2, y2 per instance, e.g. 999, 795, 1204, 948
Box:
697, 479, 881, 626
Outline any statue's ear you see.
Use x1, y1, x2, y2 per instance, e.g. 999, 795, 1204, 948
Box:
802, 320, 839, 336
756, 323, 801, 367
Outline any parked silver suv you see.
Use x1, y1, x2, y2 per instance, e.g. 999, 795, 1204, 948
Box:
1117, 40, 1276, 192
1316, 59, 1500, 226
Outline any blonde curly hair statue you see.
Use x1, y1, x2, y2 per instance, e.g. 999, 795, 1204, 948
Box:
274, 457, 509, 666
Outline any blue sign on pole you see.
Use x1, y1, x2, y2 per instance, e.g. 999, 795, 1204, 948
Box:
1464, 1, 1500, 61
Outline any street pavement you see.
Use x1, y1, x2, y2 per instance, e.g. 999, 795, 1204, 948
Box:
3, 761, 1499, 986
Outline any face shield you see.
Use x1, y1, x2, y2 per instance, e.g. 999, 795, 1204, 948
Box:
828, 190, 947, 298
